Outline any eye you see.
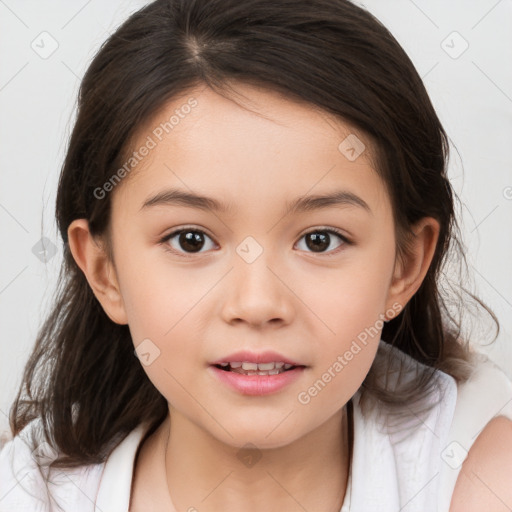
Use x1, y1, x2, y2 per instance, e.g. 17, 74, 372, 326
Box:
159, 226, 350, 257
159, 227, 216, 255
295, 228, 349, 255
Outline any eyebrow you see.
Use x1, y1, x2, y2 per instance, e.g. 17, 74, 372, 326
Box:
140, 188, 371, 215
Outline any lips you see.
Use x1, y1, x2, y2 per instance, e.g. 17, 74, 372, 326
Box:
209, 364, 306, 395
209, 350, 307, 392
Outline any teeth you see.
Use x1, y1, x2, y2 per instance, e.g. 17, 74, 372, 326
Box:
240, 362, 295, 371
220, 361, 292, 372
216, 361, 298, 373
257, 362, 275, 371
232, 367, 286, 376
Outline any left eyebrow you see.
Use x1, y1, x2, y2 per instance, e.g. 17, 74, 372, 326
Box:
139, 187, 371, 215
285, 190, 371, 215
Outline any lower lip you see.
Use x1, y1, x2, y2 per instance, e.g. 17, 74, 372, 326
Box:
209, 366, 306, 396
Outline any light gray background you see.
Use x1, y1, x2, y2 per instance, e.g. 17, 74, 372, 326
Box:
1, 0, 511, 438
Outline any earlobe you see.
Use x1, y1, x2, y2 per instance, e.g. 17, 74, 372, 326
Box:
385, 217, 440, 314
67, 219, 128, 325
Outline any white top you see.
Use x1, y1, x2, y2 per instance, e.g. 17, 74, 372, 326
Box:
1, 340, 511, 512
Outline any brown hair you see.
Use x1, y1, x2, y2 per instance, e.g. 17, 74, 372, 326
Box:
10, 0, 494, 479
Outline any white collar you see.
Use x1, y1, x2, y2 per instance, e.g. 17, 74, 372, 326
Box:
95, 423, 151, 511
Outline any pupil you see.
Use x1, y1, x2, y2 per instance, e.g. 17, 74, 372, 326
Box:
179, 231, 204, 252
306, 232, 329, 252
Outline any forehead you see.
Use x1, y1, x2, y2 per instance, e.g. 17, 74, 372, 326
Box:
113, 82, 389, 216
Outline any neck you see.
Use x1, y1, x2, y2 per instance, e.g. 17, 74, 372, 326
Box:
156, 404, 352, 512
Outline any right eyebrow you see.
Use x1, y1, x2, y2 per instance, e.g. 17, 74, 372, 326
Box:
140, 188, 234, 214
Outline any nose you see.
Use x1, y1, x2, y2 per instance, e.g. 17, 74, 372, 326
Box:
220, 251, 295, 328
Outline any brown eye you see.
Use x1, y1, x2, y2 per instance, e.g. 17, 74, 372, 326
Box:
296, 229, 348, 254
305, 232, 330, 252
177, 231, 206, 252
161, 228, 216, 254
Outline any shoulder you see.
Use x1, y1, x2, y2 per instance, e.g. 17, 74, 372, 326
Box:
450, 415, 512, 511
447, 350, 512, 512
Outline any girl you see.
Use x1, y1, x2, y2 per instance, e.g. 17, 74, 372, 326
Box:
1, 0, 511, 511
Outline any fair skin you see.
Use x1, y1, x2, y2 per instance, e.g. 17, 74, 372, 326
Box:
450, 416, 512, 511
66, 82, 512, 511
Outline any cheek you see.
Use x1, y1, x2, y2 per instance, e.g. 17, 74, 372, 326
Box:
124, 290, 209, 394
295, 264, 391, 417
303, 252, 394, 344
114, 246, 213, 386
114, 242, 203, 338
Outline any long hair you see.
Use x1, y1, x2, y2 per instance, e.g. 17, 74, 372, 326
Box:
10, 0, 494, 472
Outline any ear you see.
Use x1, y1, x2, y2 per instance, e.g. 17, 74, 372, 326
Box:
385, 217, 440, 316
67, 219, 128, 325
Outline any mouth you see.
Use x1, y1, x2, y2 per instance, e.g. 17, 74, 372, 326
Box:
209, 362, 307, 395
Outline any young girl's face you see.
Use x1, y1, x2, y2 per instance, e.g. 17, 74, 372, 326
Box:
104, 82, 404, 448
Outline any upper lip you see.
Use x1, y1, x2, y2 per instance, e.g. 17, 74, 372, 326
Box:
210, 350, 305, 366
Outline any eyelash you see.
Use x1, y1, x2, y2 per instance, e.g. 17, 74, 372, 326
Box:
158, 225, 352, 258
